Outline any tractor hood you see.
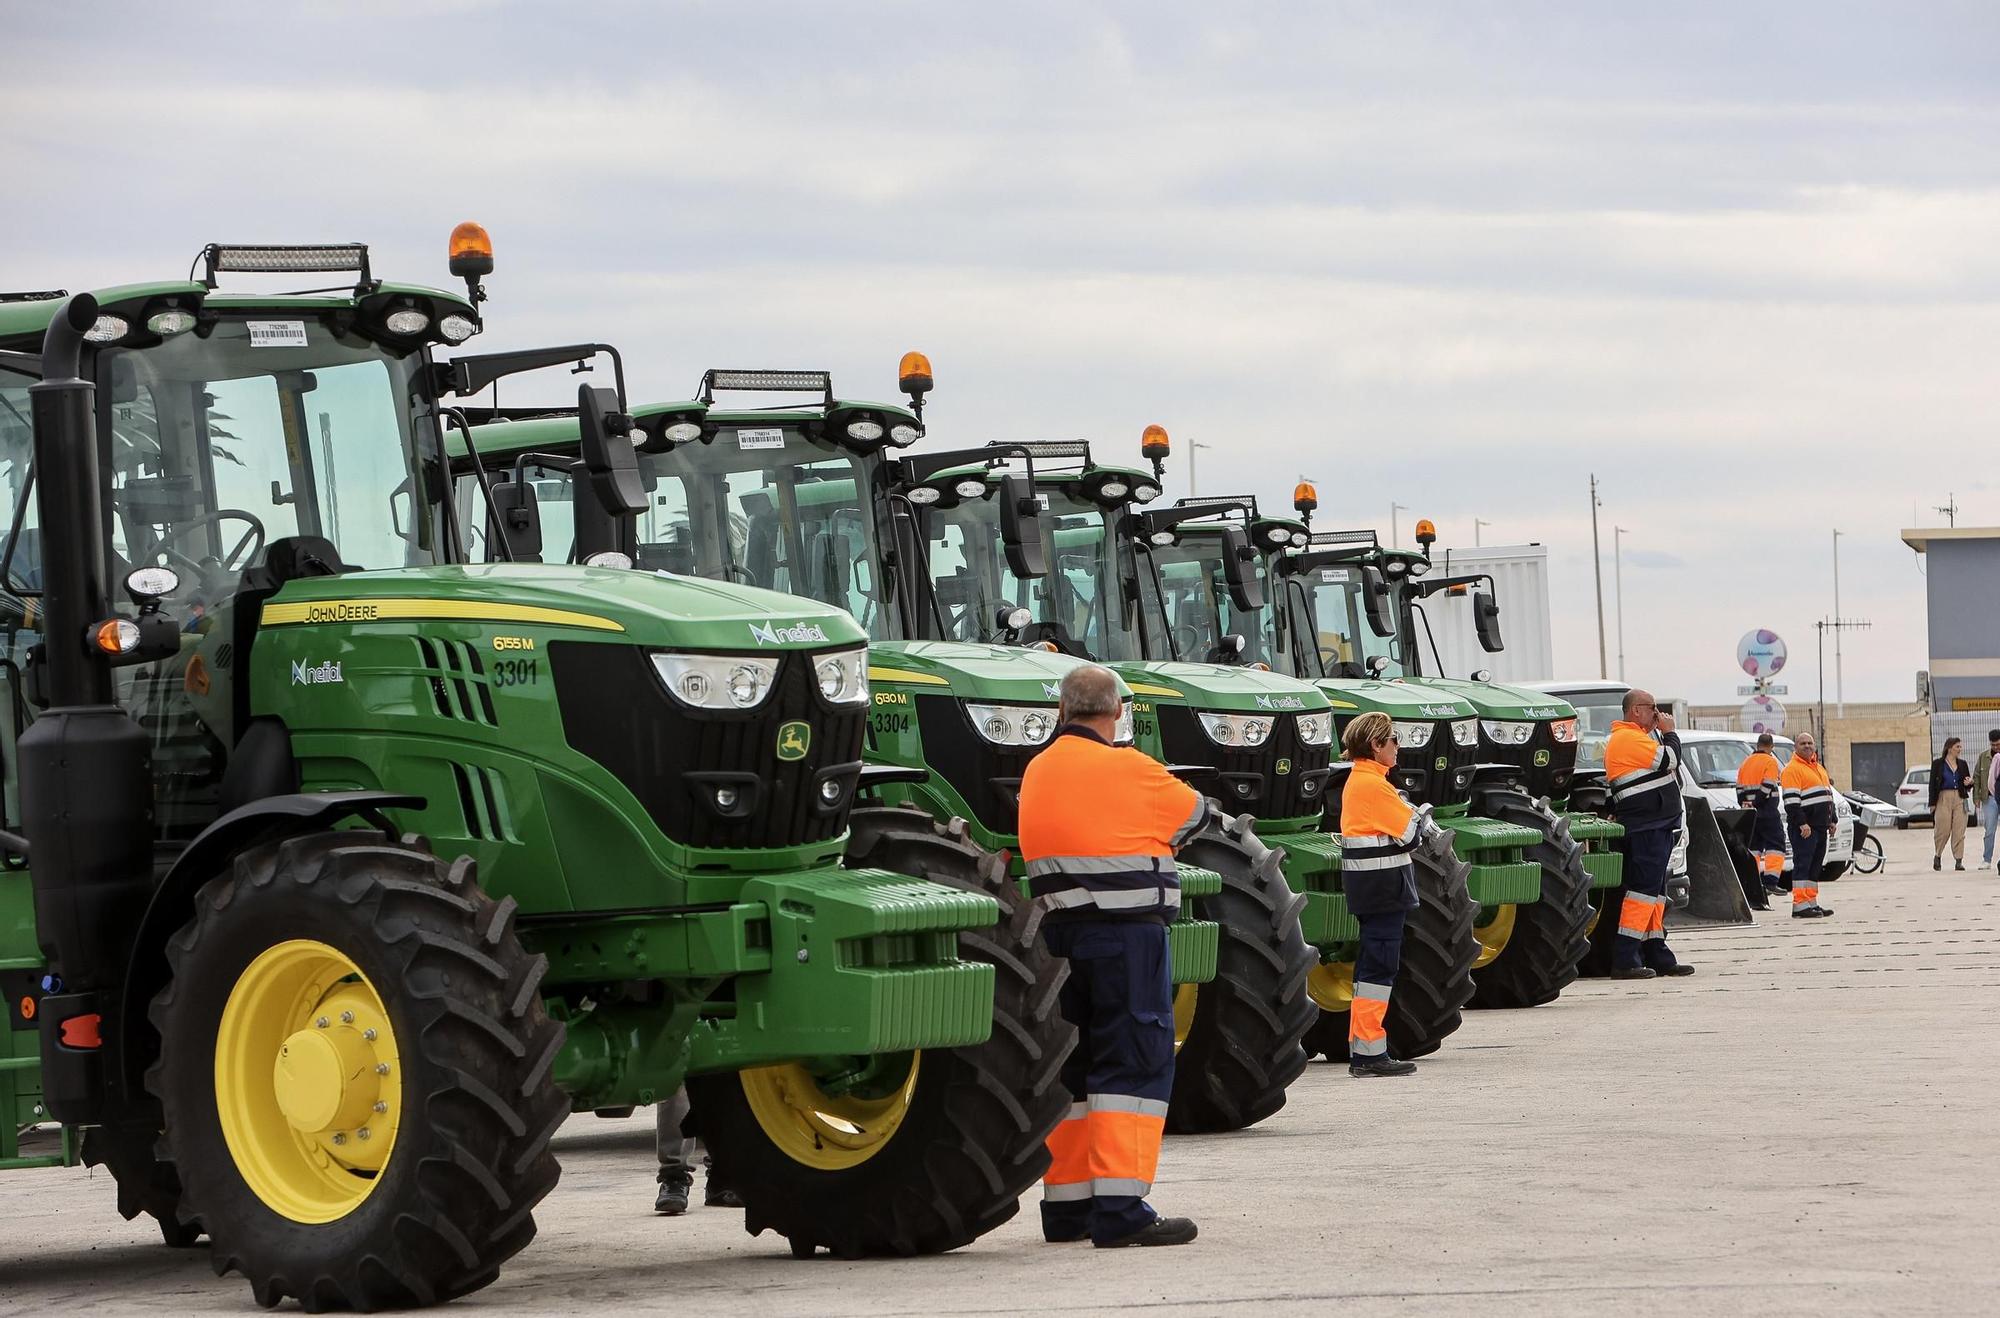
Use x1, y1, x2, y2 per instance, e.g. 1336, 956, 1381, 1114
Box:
258, 564, 868, 652
865, 640, 1118, 703
1405, 676, 1576, 722
1310, 677, 1477, 719
1109, 661, 1331, 715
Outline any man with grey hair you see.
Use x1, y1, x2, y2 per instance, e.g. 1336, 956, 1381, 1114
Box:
1016, 663, 1207, 1248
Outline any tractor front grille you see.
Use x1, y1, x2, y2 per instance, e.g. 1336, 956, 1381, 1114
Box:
1395, 720, 1476, 809
551, 642, 865, 851
913, 696, 1038, 838
1153, 705, 1332, 820
1480, 723, 1579, 802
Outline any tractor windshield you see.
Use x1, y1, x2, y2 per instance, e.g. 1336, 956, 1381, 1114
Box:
920, 482, 1137, 660
1134, 530, 1279, 668
1282, 561, 1405, 679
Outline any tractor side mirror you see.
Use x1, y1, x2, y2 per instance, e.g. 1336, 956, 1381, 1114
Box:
1473, 591, 1503, 652
998, 474, 1047, 579
577, 383, 645, 517
1220, 526, 1263, 613
1361, 565, 1395, 638
488, 479, 544, 563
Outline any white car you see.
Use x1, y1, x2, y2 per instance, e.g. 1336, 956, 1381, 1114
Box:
1894, 766, 1932, 825
1674, 730, 1855, 879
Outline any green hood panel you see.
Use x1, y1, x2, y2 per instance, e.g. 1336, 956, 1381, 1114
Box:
1408, 677, 1576, 722
866, 640, 1114, 702
1311, 678, 1476, 719
1110, 661, 1330, 714
261, 564, 868, 651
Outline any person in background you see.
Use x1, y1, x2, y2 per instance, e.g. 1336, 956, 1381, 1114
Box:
1930, 736, 1973, 872
653, 1088, 739, 1215
1974, 730, 2000, 871
1780, 734, 1836, 919
1736, 733, 1787, 898
1603, 689, 1696, 978
1337, 711, 1432, 1077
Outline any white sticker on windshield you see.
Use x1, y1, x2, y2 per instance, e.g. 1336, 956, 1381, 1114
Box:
736, 428, 786, 450
1319, 568, 1353, 583
1036, 493, 1050, 509
247, 321, 309, 348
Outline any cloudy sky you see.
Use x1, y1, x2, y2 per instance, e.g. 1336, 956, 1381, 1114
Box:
8, 1, 1996, 709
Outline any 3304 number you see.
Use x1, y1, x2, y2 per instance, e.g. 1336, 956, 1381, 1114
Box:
493, 659, 540, 688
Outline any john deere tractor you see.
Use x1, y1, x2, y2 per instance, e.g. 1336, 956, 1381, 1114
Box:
454, 365, 1317, 1134
920, 442, 1494, 1063
1261, 510, 1621, 1009
0, 240, 1072, 1309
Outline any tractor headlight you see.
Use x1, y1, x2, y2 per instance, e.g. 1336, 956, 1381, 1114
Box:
955, 479, 988, 499
888, 423, 922, 446
1408, 558, 1431, 578
383, 308, 431, 336
652, 653, 779, 710
1451, 718, 1479, 747
1383, 559, 1408, 577
966, 703, 1059, 747
1263, 525, 1292, 547
813, 647, 869, 705
146, 309, 197, 337
664, 420, 704, 444
1114, 701, 1135, 745
846, 419, 885, 442
1296, 711, 1333, 746
1550, 717, 1579, 744
1099, 480, 1129, 500
439, 313, 478, 343
1132, 483, 1161, 503
84, 314, 130, 343
1390, 720, 1433, 748
905, 486, 941, 505
1198, 712, 1274, 748
1481, 719, 1534, 746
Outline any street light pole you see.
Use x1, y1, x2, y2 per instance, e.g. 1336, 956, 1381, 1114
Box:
1474, 518, 1491, 546
1614, 525, 1628, 683
1590, 474, 1607, 680
1391, 502, 1409, 548
1832, 528, 1845, 716
1188, 439, 1212, 497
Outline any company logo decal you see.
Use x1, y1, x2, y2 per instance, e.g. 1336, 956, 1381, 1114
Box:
306, 602, 379, 623
749, 620, 830, 646
493, 635, 536, 651
776, 721, 811, 762
1522, 706, 1565, 719
1434, 755, 1448, 771
1416, 704, 1461, 718
291, 659, 343, 686
1276, 758, 1293, 776
1533, 749, 1551, 766
1254, 693, 1308, 711
873, 691, 910, 706
1042, 681, 1062, 700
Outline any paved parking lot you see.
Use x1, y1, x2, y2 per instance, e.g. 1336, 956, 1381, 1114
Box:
3, 824, 1994, 1317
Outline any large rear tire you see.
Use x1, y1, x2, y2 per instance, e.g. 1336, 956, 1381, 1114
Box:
1469, 796, 1594, 1009
148, 832, 567, 1312
1166, 813, 1315, 1134
689, 808, 1072, 1259
1303, 827, 1477, 1061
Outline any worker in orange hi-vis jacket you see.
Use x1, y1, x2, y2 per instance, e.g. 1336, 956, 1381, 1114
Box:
1736, 733, 1788, 899
1780, 733, 1836, 919
1337, 710, 1433, 1077
1604, 689, 1697, 979
1018, 663, 1206, 1249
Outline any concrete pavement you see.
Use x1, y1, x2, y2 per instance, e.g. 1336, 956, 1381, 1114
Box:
3, 824, 1994, 1316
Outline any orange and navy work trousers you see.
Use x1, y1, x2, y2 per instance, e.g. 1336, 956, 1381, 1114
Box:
1039, 918, 1173, 1244
1614, 824, 1680, 972
1790, 821, 1825, 909
1350, 909, 1406, 1058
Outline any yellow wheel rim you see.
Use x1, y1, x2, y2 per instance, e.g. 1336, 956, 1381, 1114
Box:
214, 939, 402, 1224
739, 1054, 920, 1171
1472, 904, 1517, 970
1585, 898, 1604, 938
1307, 960, 1355, 1011
1172, 984, 1198, 1049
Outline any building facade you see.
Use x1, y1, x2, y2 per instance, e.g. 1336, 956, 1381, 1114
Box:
1902, 526, 2000, 763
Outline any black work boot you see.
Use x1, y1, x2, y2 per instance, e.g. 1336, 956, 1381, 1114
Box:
655, 1174, 691, 1216
1096, 1217, 1198, 1247
1610, 965, 1657, 980
1349, 1055, 1418, 1077
1652, 963, 1696, 977
1793, 905, 1833, 919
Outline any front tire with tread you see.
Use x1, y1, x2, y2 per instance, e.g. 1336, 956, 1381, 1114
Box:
1469, 797, 1594, 1009
148, 831, 567, 1312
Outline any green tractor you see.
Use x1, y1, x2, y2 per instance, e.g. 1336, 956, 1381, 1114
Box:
454, 367, 1318, 1133
1257, 511, 1623, 1008
0, 240, 1074, 1308
910, 443, 1494, 1062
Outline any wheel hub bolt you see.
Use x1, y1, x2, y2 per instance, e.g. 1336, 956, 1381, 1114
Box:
316, 1016, 330, 1029
373, 1101, 388, 1114
357, 1127, 371, 1141
340, 1010, 355, 1024
331, 1132, 347, 1145
362, 1028, 377, 1041
377, 1063, 391, 1075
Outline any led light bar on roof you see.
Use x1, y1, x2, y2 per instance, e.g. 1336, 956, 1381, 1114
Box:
201, 243, 372, 291
702, 369, 832, 397
1005, 440, 1091, 460
0, 290, 68, 304
1312, 529, 1378, 546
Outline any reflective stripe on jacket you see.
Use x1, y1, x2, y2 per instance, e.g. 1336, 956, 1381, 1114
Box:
1735, 751, 1782, 808
1339, 759, 1420, 915
1606, 721, 1681, 834
1781, 755, 1835, 830
1018, 724, 1206, 921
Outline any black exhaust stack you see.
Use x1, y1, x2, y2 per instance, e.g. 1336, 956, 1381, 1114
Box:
21, 294, 155, 1120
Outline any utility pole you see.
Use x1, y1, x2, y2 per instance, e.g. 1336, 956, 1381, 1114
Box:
1832, 528, 1844, 716
1187, 439, 1211, 497
1474, 518, 1491, 546
1934, 495, 1959, 527
1589, 474, 1607, 680
1391, 502, 1409, 548
1614, 525, 1628, 682
1817, 615, 1873, 741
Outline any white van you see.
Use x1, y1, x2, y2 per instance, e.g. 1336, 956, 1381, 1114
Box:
1675, 729, 1855, 880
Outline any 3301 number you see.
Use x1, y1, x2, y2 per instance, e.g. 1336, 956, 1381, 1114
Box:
493, 659, 540, 688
